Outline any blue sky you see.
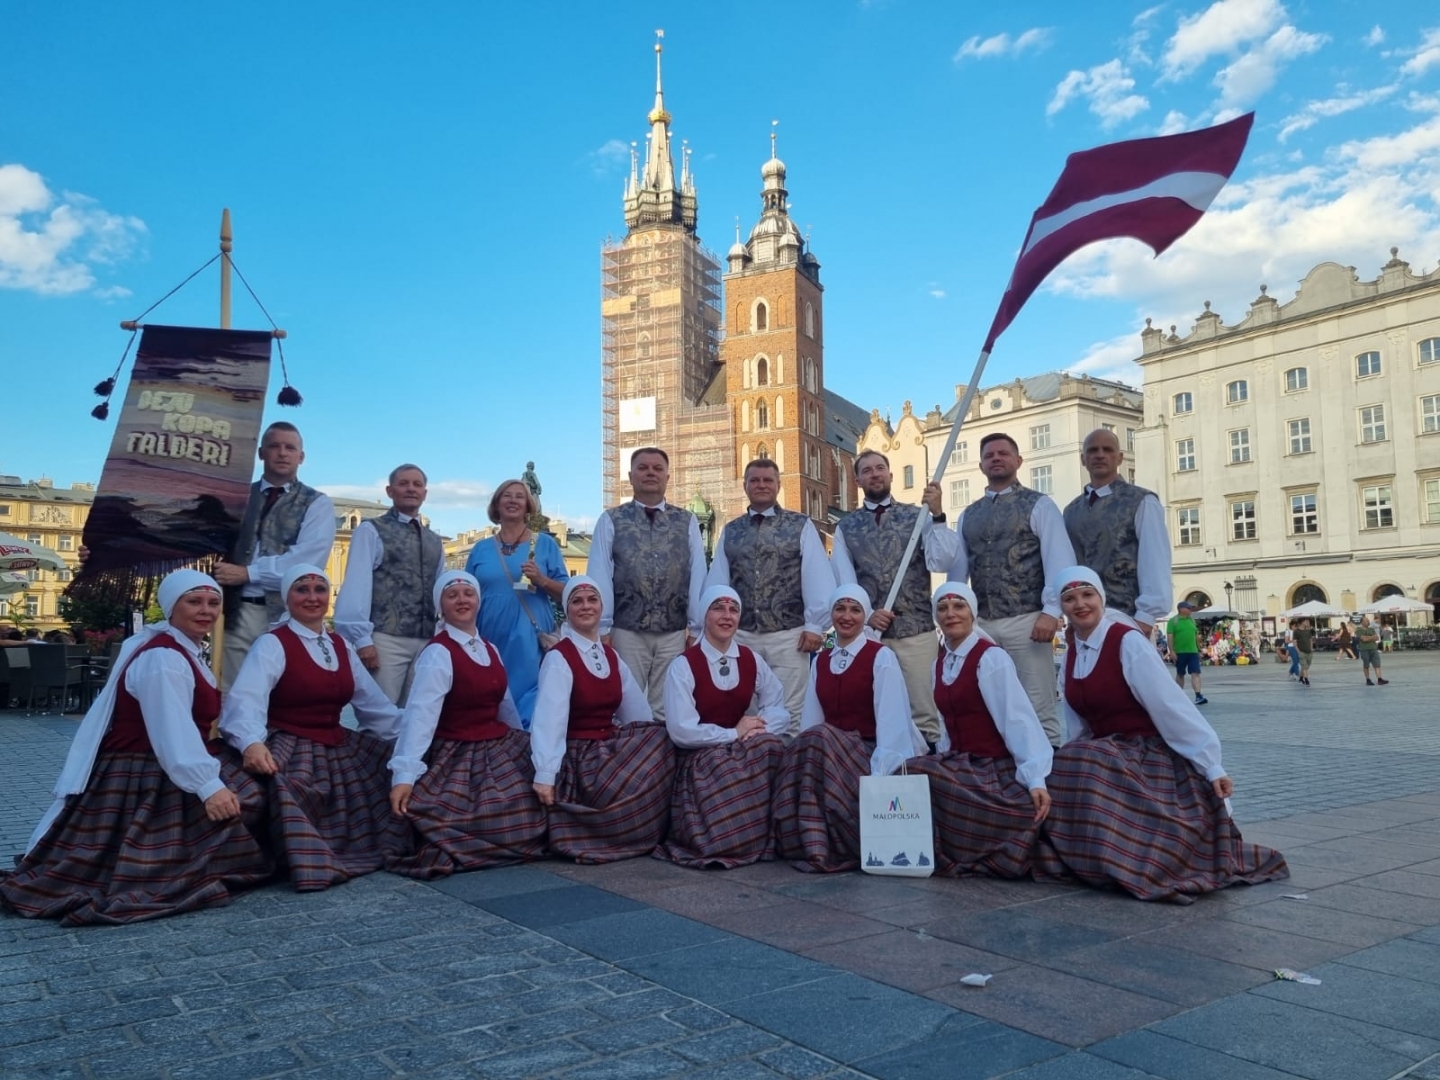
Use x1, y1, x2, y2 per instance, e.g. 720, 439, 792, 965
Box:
3, 0, 1438, 536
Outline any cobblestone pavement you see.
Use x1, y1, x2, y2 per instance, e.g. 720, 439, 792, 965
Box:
1, 652, 1437, 1079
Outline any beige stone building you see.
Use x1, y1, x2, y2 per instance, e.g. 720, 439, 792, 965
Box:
1133, 252, 1440, 622
0, 476, 389, 631
856, 374, 1145, 517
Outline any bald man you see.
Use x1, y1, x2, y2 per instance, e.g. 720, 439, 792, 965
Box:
1061, 428, 1171, 637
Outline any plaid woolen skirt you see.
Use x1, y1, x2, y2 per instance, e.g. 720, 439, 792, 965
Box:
387, 729, 547, 879
655, 733, 785, 869
772, 724, 871, 874
1034, 734, 1289, 902
547, 723, 676, 864
1, 751, 272, 925
907, 753, 1039, 879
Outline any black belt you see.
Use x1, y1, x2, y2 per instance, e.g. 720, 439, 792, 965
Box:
241, 596, 267, 605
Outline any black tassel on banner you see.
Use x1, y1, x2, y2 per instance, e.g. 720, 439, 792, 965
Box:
91, 402, 110, 421
276, 384, 302, 406
93, 378, 115, 397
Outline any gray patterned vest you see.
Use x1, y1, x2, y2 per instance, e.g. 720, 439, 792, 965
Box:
836, 501, 932, 641
961, 486, 1045, 620
235, 480, 323, 623
1062, 479, 1153, 618
368, 510, 443, 638
608, 502, 694, 634
720, 509, 808, 633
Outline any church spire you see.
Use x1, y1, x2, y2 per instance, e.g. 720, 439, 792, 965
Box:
623, 31, 698, 234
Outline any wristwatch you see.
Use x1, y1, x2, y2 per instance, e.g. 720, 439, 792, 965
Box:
931, 512, 947, 523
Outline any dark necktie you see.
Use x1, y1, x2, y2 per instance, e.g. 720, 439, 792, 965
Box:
259, 485, 283, 522
872, 503, 886, 526
644, 506, 659, 525
411, 517, 425, 578
751, 513, 765, 526
1087, 489, 1099, 507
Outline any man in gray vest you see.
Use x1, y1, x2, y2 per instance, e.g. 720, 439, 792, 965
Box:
704, 458, 835, 730
586, 447, 706, 721
949, 433, 1076, 747
335, 463, 446, 705
832, 450, 957, 746
1062, 428, 1171, 637
213, 421, 336, 689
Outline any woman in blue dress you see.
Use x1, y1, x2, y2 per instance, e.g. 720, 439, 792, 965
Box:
464, 478, 568, 728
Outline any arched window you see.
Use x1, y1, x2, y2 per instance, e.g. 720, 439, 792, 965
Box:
757, 442, 770, 461
756, 357, 769, 386
1373, 583, 1404, 602
756, 401, 769, 430
1289, 582, 1327, 607
805, 302, 815, 338
1184, 590, 1211, 609
755, 301, 768, 332
637, 332, 650, 358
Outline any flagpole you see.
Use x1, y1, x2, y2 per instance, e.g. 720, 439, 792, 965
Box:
879, 349, 992, 614
212, 208, 232, 686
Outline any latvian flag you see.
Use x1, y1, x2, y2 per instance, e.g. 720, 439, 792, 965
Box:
983, 112, 1254, 352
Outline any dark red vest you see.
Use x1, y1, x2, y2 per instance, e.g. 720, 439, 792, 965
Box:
1064, 623, 1159, 738
682, 644, 757, 730
554, 637, 622, 740
267, 624, 355, 746
815, 638, 879, 739
933, 639, 1009, 758
102, 634, 219, 754
431, 633, 510, 742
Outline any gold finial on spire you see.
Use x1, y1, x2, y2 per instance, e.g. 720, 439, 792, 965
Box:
647, 29, 671, 125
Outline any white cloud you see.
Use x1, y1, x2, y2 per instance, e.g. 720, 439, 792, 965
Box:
1401, 28, 1440, 78
1211, 23, 1326, 111
1042, 113, 1440, 344
1126, 6, 1167, 66
954, 28, 1052, 62
0, 164, 146, 296
1364, 26, 1385, 47
1406, 91, 1440, 113
1066, 333, 1146, 384
1048, 60, 1149, 127
586, 138, 631, 177
1278, 84, 1397, 142
1158, 109, 1192, 134
323, 478, 496, 511
1161, 0, 1286, 80
927, 282, 946, 299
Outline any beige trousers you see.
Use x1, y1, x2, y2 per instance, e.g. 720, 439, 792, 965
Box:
609, 627, 688, 723
370, 631, 429, 707
978, 611, 1062, 747
886, 630, 942, 745
221, 601, 271, 692
736, 627, 812, 736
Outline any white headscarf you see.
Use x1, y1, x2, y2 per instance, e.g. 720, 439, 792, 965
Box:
38, 568, 220, 833
931, 580, 995, 645
829, 583, 873, 625
1053, 565, 1105, 604
562, 575, 603, 613
433, 569, 481, 615
274, 563, 330, 629
700, 584, 741, 614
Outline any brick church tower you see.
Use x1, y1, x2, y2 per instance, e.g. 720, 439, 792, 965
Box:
720, 135, 832, 524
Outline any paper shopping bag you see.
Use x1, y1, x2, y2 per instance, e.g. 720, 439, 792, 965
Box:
859, 772, 934, 878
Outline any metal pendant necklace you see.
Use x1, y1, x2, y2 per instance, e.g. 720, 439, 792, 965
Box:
315, 631, 333, 666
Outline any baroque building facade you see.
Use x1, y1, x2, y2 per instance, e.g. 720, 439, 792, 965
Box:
1133, 252, 1440, 622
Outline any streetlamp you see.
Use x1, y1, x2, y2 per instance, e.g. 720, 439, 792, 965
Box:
1224, 580, 1234, 611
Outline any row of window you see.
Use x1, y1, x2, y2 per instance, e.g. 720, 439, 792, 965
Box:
19, 533, 76, 550
944, 424, 1138, 466
746, 299, 819, 339
1173, 396, 1440, 470
944, 465, 1138, 508
1172, 339, 1440, 416
1176, 478, 1440, 545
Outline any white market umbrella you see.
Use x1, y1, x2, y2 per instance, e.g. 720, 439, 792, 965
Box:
0, 532, 66, 574
1190, 605, 1245, 619
1281, 599, 1350, 619
0, 571, 27, 596
1357, 595, 1433, 615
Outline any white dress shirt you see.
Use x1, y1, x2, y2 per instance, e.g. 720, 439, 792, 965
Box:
529, 626, 654, 786
242, 483, 337, 599
704, 508, 837, 634
1081, 484, 1172, 628
933, 633, 1053, 791
1061, 614, 1225, 781
662, 637, 791, 748
586, 500, 708, 636
334, 513, 448, 649
799, 637, 926, 776
219, 623, 401, 751
831, 499, 960, 614
949, 487, 1077, 619
388, 625, 525, 785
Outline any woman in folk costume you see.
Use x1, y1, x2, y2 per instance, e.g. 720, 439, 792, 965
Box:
1035, 566, 1288, 902
2, 571, 271, 925
386, 571, 546, 877
221, 563, 404, 891
907, 582, 1052, 879
656, 585, 790, 869
773, 584, 927, 873
530, 576, 674, 863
